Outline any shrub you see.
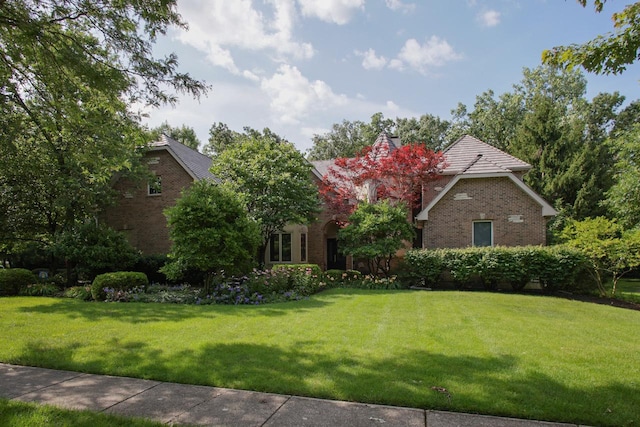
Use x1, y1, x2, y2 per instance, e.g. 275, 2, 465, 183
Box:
0, 268, 36, 296
20, 283, 60, 296
63, 286, 93, 301
132, 255, 168, 284
402, 249, 446, 287
403, 246, 593, 293
52, 223, 140, 281
91, 271, 148, 301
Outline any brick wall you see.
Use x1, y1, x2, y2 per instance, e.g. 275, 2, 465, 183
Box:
102, 149, 195, 255
422, 176, 548, 249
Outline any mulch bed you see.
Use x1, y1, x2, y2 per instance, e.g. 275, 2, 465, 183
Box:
553, 292, 640, 312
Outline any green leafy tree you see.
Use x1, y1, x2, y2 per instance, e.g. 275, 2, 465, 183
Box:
338, 201, 415, 277
210, 131, 321, 265
543, 1, 640, 75
0, 0, 206, 255
162, 181, 260, 281
151, 122, 201, 151
561, 217, 640, 296
603, 125, 640, 228
395, 113, 451, 150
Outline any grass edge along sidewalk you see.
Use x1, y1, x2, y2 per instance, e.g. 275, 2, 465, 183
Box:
0, 289, 638, 426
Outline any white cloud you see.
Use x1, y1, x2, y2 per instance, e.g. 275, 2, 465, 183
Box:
174, 0, 314, 76
386, 100, 400, 111
385, 0, 416, 13
356, 48, 388, 70
297, 0, 365, 25
478, 10, 501, 27
260, 64, 348, 124
391, 36, 462, 74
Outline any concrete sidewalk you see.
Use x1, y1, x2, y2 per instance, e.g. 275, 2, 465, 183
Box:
0, 363, 586, 426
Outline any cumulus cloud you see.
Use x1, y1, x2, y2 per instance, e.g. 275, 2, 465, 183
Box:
260, 64, 348, 124
385, 0, 416, 13
297, 0, 365, 24
356, 48, 388, 70
390, 36, 462, 74
175, 0, 313, 76
478, 10, 501, 27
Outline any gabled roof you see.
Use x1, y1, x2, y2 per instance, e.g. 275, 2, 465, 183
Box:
416, 172, 558, 220
149, 134, 217, 181
370, 131, 400, 160
443, 135, 530, 175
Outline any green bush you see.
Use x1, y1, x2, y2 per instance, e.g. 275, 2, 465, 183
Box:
63, 286, 93, 301
0, 268, 36, 296
20, 283, 60, 296
403, 246, 593, 293
402, 249, 446, 287
91, 271, 148, 301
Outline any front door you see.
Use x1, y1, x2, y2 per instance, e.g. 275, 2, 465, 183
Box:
327, 238, 346, 270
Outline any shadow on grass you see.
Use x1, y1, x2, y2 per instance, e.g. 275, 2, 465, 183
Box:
13, 338, 638, 427
16, 295, 335, 323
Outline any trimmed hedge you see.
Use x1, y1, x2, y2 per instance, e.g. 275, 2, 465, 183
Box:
91, 271, 149, 301
0, 268, 37, 296
403, 246, 593, 293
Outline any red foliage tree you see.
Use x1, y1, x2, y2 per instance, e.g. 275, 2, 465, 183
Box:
319, 142, 447, 218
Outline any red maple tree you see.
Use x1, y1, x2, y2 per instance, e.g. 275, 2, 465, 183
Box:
319, 142, 447, 218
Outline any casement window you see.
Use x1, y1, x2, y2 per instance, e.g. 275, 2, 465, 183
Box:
473, 221, 493, 247
148, 176, 162, 195
270, 233, 292, 262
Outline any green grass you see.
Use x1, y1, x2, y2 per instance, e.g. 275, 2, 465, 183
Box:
614, 278, 640, 304
0, 399, 163, 427
0, 289, 639, 426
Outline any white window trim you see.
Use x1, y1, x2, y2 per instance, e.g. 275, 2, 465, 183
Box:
472, 220, 493, 247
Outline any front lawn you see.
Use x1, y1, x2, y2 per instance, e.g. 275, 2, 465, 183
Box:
0, 289, 638, 426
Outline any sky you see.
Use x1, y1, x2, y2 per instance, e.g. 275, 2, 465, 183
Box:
144, 0, 640, 154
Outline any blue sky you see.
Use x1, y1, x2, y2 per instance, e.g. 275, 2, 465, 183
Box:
146, 0, 640, 154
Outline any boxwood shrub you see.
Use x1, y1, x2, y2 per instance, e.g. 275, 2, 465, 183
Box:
91, 271, 149, 301
0, 268, 37, 296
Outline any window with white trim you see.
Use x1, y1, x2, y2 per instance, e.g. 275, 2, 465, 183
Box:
473, 221, 493, 247
270, 233, 292, 262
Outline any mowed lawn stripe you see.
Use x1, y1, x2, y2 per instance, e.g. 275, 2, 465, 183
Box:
0, 289, 638, 426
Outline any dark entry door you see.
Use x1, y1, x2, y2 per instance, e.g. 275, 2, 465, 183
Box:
327, 238, 346, 270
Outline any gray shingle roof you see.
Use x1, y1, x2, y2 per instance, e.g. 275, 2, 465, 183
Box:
443, 135, 530, 175
150, 134, 217, 181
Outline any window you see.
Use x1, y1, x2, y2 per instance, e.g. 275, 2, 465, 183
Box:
148, 176, 162, 195
473, 221, 493, 247
270, 233, 292, 262
300, 233, 307, 262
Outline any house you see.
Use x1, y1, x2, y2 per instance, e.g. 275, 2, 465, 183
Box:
104, 132, 555, 271
415, 135, 556, 248
307, 133, 557, 270
102, 134, 215, 255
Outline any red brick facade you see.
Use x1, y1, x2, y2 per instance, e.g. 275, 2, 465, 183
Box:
420, 176, 549, 248
102, 149, 195, 255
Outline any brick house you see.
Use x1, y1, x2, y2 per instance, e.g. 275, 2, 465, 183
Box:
307, 133, 557, 270
102, 134, 215, 255
104, 133, 555, 271
415, 134, 556, 248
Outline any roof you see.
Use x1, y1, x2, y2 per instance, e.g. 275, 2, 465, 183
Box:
370, 131, 400, 160
149, 134, 217, 181
443, 135, 531, 175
